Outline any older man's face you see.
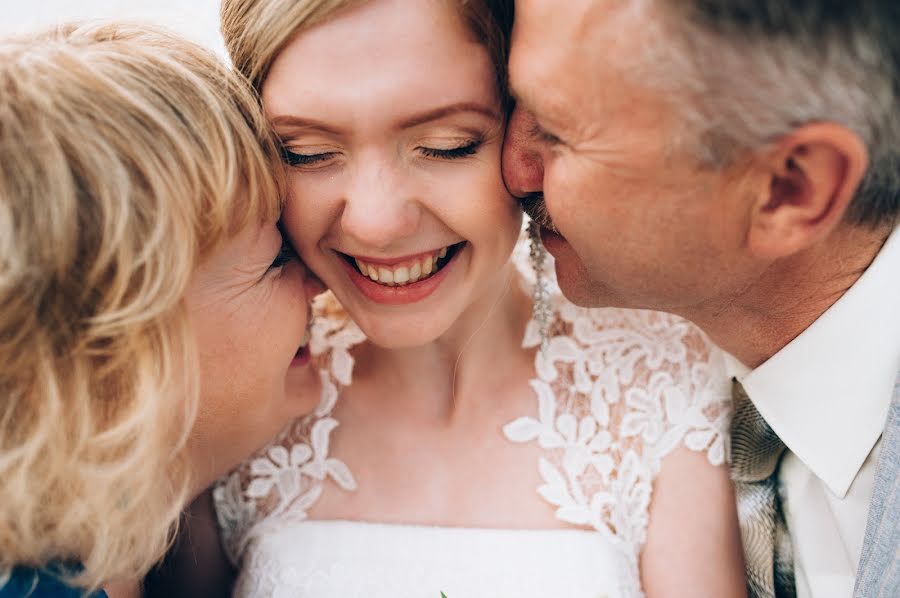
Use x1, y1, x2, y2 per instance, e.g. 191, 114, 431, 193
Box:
503, 0, 750, 311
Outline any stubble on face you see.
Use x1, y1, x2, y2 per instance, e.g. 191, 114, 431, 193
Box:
507, 0, 746, 311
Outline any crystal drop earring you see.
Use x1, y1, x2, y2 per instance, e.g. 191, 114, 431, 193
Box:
528, 219, 551, 352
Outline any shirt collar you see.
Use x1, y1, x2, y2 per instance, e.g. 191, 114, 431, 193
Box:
729, 225, 900, 498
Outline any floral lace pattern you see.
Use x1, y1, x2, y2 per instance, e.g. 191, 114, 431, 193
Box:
214, 240, 732, 596
504, 302, 729, 585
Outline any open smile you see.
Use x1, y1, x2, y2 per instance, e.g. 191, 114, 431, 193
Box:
337, 242, 467, 305
340, 242, 465, 288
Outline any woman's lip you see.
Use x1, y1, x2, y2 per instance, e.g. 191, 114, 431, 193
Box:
339, 246, 456, 267
340, 244, 462, 305
290, 344, 311, 367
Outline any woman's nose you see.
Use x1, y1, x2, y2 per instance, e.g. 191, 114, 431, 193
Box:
339, 159, 422, 252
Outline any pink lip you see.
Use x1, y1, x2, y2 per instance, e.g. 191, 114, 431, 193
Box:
340, 245, 462, 305
291, 345, 311, 367
343, 247, 450, 267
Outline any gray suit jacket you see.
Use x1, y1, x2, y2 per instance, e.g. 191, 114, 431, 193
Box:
854, 371, 900, 597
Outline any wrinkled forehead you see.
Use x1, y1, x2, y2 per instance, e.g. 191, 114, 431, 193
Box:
509, 0, 659, 108
513, 0, 651, 44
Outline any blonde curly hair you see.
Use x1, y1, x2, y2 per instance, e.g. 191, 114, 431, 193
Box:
0, 22, 282, 590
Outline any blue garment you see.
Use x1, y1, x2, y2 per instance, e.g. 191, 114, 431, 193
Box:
0, 567, 107, 598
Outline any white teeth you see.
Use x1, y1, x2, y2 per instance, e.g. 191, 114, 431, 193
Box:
353, 244, 457, 288
393, 266, 409, 284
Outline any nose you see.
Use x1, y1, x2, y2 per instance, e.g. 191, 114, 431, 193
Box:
502, 107, 545, 199
340, 155, 422, 253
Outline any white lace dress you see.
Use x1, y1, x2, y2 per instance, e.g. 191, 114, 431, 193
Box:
214, 242, 732, 598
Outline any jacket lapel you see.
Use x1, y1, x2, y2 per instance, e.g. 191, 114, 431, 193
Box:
854, 371, 900, 597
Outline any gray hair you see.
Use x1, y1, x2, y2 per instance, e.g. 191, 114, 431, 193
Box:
656, 0, 900, 227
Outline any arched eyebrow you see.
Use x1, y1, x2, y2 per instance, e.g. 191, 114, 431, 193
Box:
269, 102, 500, 137
269, 115, 342, 136
395, 102, 499, 129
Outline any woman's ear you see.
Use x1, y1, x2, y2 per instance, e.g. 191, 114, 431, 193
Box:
746, 122, 868, 259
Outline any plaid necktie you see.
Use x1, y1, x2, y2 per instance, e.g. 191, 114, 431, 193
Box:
730, 380, 796, 598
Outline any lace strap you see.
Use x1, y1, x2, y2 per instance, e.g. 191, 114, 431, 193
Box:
504, 300, 732, 569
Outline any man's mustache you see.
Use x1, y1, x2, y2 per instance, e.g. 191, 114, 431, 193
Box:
518, 192, 558, 233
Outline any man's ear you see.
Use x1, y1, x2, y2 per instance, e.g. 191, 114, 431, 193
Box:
747, 123, 868, 259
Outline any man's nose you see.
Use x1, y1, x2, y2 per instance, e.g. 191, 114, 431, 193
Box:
501, 107, 545, 199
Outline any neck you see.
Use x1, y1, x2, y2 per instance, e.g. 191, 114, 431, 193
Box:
685, 223, 892, 368
359, 262, 533, 420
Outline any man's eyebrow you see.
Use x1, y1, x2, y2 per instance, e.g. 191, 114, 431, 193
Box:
511, 87, 566, 132
395, 102, 500, 129
509, 87, 534, 112
269, 115, 342, 136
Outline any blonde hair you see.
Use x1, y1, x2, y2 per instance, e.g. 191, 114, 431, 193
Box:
0, 22, 282, 590
221, 0, 512, 100
221, 0, 367, 90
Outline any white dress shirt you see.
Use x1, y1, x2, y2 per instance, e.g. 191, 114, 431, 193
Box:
725, 225, 900, 598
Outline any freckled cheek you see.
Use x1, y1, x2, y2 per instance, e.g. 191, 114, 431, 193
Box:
451, 159, 518, 217
283, 175, 342, 259
446, 170, 521, 262
553, 158, 622, 218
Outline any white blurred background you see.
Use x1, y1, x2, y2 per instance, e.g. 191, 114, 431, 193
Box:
0, 0, 225, 54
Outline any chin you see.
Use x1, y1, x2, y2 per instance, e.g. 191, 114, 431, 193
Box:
357, 313, 444, 350
554, 263, 604, 307
542, 231, 603, 308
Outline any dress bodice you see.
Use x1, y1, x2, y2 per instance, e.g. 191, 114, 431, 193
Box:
231, 520, 624, 598
214, 239, 732, 598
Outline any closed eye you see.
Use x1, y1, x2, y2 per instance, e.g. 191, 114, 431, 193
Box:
268, 236, 297, 271
280, 147, 337, 167
419, 139, 482, 160
529, 121, 562, 146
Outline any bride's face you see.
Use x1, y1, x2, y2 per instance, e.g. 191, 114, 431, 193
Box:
263, 0, 521, 348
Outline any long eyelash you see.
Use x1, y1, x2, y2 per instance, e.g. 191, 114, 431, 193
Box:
420, 139, 482, 160
280, 147, 333, 166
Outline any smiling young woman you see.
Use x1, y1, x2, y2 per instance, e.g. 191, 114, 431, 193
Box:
159, 1, 747, 596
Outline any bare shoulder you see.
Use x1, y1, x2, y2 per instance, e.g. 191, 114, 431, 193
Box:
642, 446, 746, 598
